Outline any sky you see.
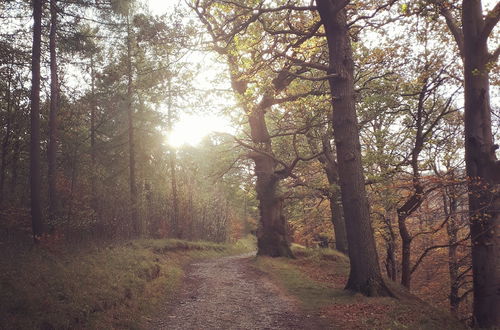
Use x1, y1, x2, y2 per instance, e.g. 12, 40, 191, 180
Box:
145, 0, 499, 147
144, 0, 237, 148
147, 0, 177, 15
167, 114, 234, 147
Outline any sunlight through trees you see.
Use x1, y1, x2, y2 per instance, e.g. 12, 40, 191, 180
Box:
0, 0, 498, 327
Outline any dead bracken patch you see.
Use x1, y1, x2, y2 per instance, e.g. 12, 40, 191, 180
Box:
255, 247, 465, 330
322, 303, 393, 329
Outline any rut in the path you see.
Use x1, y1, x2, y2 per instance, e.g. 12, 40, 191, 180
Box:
147, 253, 327, 330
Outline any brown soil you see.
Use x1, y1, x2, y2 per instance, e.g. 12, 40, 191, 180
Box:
147, 253, 327, 330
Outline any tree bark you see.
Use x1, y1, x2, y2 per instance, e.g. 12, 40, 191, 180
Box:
192, 2, 294, 258
30, 0, 44, 241
396, 73, 429, 290
90, 54, 98, 217
48, 0, 60, 223
384, 220, 398, 282
166, 65, 179, 238
443, 184, 461, 315
251, 150, 293, 258
461, 2, 500, 326
397, 188, 423, 290
249, 97, 293, 258
320, 136, 348, 254
398, 219, 412, 289
126, 14, 139, 237
10, 139, 20, 198
316, 0, 390, 296
224, 55, 293, 257
328, 194, 347, 253
0, 61, 13, 205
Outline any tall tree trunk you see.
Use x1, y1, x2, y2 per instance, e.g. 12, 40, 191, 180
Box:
192, 4, 293, 257
397, 183, 425, 289
396, 75, 428, 290
443, 184, 461, 315
461, 2, 500, 326
316, 0, 390, 296
397, 192, 421, 290
320, 136, 348, 254
166, 63, 179, 238
48, 0, 59, 224
126, 15, 139, 237
30, 0, 44, 241
398, 217, 412, 289
0, 62, 13, 205
307, 132, 348, 253
225, 58, 293, 257
436, 1, 500, 325
10, 139, 20, 199
251, 150, 293, 257
66, 147, 78, 224
328, 194, 347, 253
168, 140, 179, 238
90, 54, 98, 217
248, 97, 293, 257
384, 222, 398, 282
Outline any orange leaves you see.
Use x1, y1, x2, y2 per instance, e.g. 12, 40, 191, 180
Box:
37, 230, 65, 252
322, 302, 393, 329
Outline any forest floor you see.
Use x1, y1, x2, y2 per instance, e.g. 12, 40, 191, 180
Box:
0, 237, 256, 329
147, 247, 465, 330
147, 253, 327, 330
0, 236, 464, 329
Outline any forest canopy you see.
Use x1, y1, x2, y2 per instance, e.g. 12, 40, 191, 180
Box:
0, 0, 499, 327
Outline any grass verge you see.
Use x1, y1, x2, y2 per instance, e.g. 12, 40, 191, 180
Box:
254, 247, 464, 330
0, 235, 255, 329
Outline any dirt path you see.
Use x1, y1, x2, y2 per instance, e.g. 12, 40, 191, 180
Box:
147, 253, 327, 330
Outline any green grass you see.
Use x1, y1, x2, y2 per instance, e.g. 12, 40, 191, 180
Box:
254, 246, 464, 330
0, 236, 256, 329
255, 256, 348, 310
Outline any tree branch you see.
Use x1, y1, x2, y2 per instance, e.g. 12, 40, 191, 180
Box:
228, 134, 291, 171
489, 45, 500, 63
277, 149, 324, 178
278, 52, 331, 71
347, 0, 397, 28
437, 3, 464, 57
287, 71, 339, 81
410, 234, 471, 275
330, 0, 350, 16
259, 90, 326, 108
480, 2, 500, 43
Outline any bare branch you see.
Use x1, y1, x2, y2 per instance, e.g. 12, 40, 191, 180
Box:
410, 234, 471, 275
277, 149, 324, 178
489, 45, 500, 63
480, 2, 500, 43
228, 134, 291, 171
347, 0, 398, 28
278, 52, 330, 71
292, 21, 324, 48
458, 288, 473, 301
259, 90, 326, 108
287, 71, 339, 81
437, 3, 465, 57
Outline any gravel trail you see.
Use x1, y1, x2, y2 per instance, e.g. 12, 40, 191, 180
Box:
147, 253, 327, 330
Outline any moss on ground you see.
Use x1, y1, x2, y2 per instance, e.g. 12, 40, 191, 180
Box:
254, 246, 464, 330
0, 236, 256, 329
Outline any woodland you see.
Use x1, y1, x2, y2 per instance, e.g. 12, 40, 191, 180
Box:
0, 0, 499, 328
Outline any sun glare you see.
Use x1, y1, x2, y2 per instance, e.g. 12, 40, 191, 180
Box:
167, 114, 235, 148
147, 0, 175, 14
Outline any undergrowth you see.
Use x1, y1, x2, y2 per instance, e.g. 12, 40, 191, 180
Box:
254, 246, 464, 330
0, 235, 255, 329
